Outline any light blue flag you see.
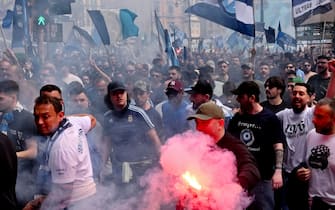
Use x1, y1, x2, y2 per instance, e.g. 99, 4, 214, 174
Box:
119, 9, 139, 40
164, 29, 179, 67
185, 0, 255, 37
88, 9, 139, 45
276, 22, 297, 50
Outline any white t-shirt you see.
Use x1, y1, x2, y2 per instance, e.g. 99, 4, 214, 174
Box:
48, 116, 96, 203
277, 107, 314, 172
306, 129, 335, 205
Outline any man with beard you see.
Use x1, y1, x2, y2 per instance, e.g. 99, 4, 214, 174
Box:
307, 55, 331, 101
300, 97, 335, 210
294, 58, 335, 210
302, 60, 317, 82
228, 81, 284, 210
276, 65, 335, 210
276, 83, 315, 210
261, 76, 289, 113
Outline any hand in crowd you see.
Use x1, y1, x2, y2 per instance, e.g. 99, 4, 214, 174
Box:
272, 169, 283, 189
22, 196, 46, 210
296, 167, 311, 182
89, 57, 97, 67
329, 59, 335, 73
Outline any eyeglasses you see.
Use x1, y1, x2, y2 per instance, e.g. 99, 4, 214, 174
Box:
287, 65, 294, 68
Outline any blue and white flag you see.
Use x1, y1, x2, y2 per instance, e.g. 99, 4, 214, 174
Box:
292, 0, 333, 26
185, 0, 255, 37
276, 22, 297, 50
164, 29, 179, 67
87, 9, 139, 45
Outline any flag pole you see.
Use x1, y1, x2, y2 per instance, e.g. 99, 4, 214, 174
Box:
0, 26, 9, 49
251, 0, 256, 66
22, 0, 33, 57
154, 10, 164, 56
321, 21, 326, 55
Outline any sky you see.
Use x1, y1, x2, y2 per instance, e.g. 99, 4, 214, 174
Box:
254, 0, 296, 36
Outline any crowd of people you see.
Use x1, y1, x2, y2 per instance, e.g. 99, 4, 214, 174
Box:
0, 43, 335, 210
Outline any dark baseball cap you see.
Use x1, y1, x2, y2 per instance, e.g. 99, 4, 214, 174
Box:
185, 79, 213, 98
231, 81, 260, 96
107, 81, 126, 92
187, 102, 224, 120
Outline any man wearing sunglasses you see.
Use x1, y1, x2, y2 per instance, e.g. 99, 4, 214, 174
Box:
307, 55, 332, 101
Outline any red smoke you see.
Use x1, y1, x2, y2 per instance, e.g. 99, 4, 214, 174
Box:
140, 131, 251, 210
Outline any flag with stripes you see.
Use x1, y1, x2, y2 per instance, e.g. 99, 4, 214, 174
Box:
185, 0, 255, 37
87, 9, 139, 45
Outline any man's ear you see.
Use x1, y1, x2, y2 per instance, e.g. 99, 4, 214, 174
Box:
249, 94, 256, 102
58, 111, 65, 119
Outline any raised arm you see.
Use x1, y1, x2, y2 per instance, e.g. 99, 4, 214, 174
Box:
67, 114, 97, 131
326, 59, 335, 98
89, 58, 112, 82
